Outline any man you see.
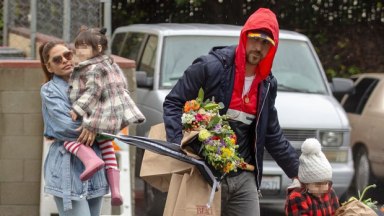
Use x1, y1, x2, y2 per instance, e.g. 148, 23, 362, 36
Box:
163, 8, 299, 216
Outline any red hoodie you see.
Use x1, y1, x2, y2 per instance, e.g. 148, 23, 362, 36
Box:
229, 8, 279, 115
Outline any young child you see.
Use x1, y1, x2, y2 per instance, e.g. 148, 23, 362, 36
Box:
285, 138, 340, 216
64, 26, 145, 206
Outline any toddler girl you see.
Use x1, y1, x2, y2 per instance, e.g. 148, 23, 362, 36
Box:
64, 26, 145, 206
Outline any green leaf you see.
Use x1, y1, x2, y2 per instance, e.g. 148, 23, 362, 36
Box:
359, 184, 376, 202
355, 184, 378, 210
207, 116, 220, 128
198, 88, 204, 103
203, 102, 218, 110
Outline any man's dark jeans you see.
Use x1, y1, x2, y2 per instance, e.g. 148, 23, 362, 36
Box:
221, 171, 260, 216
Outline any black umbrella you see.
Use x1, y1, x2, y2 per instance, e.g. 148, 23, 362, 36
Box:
101, 133, 224, 207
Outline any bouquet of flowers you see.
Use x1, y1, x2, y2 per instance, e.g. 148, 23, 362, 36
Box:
181, 88, 245, 174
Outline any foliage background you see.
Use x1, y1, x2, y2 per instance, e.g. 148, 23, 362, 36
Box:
1, 0, 382, 78
111, 0, 384, 79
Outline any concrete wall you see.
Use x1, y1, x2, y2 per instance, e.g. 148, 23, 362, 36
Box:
0, 61, 43, 216
0, 58, 136, 216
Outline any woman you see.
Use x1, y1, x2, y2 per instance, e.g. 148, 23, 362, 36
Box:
39, 41, 109, 216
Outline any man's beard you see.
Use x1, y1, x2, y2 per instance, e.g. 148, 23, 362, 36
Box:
246, 51, 262, 65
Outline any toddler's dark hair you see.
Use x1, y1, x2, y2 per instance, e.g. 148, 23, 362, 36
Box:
74, 25, 108, 55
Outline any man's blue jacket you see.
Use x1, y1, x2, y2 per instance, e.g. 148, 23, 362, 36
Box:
163, 45, 299, 189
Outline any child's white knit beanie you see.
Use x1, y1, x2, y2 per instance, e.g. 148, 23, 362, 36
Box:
298, 138, 332, 183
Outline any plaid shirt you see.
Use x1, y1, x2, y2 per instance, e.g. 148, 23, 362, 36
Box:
69, 55, 145, 134
285, 187, 340, 216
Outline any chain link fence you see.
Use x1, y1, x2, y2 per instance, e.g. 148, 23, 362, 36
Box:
0, 0, 4, 45
2, 0, 108, 59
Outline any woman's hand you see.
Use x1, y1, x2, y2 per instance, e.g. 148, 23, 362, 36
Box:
70, 110, 78, 121
77, 126, 96, 146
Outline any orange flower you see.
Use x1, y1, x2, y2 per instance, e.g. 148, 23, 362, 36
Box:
184, 101, 191, 112
223, 162, 234, 173
230, 134, 237, 145
190, 100, 200, 111
184, 100, 200, 112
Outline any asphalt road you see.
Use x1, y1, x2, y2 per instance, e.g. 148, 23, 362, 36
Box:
261, 204, 285, 215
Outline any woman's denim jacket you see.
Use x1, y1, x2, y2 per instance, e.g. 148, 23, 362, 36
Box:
41, 75, 109, 211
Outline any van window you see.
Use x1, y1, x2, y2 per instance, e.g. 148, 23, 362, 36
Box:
111, 32, 127, 56
160, 35, 238, 88
343, 78, 378, 114
138, 35, 158, 78
114, 32, 145, 61
272, 40, 327, 94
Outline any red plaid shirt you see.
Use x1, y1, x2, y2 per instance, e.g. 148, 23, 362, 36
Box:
285, 187, 340, 216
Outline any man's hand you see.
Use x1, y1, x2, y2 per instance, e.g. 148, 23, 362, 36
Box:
77, 126, 96, 146
70, 110, 78, 121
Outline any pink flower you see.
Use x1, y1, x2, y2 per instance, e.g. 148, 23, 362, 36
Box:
195, 113, 205, 122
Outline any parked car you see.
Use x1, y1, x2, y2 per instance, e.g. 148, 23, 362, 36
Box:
111, 23, 354, 211
341, 73, 384, 194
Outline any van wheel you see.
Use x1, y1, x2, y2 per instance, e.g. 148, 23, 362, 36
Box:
354, 147, 374, 195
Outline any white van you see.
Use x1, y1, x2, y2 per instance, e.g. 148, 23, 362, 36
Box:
111, 23, 354, 211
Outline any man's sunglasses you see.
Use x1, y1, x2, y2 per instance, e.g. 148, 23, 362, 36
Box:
50, 51, 73, 65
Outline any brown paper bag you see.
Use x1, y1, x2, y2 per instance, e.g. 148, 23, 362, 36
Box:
180, 130, 201, 159
140, 123, 194, 192
334, 199, 378, 216
140, 150, 193, 192
164, 168, 221, 216
140, 123, 221, 216
163, 173, 183, 216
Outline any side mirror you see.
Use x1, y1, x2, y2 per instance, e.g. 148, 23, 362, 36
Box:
136, 71, 154, 88
330, 77, 354, 102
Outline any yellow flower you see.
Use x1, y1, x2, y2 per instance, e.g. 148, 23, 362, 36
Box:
198, 129, 212, 141
221, 147, 234, 158
223, 162, 235, 173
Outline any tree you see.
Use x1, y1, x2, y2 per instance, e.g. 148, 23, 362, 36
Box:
111, 0, 384, 76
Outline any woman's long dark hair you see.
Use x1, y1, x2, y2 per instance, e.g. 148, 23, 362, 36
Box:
38, 41, 65, 83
